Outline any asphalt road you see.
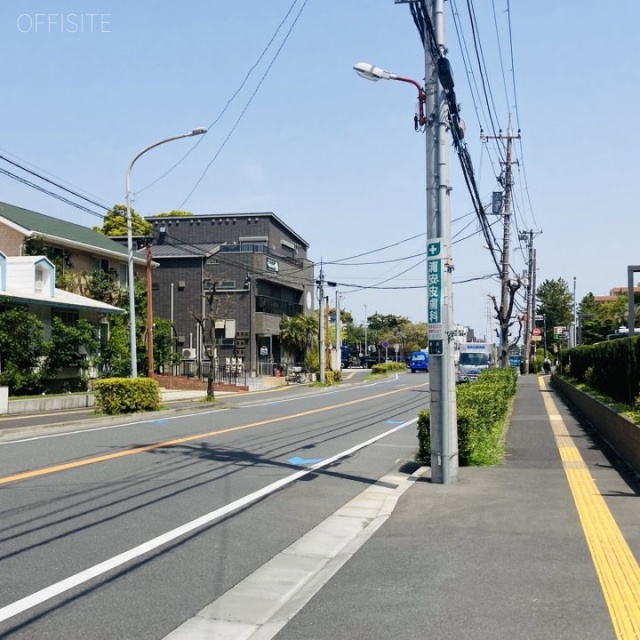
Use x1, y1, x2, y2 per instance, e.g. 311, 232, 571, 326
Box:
0, 373, 429, 639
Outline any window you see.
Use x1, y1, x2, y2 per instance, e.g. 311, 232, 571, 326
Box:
217, 280, 236, 290
52, 309, 79, 326
92, 258, 109, 273
35, 266, 44, 292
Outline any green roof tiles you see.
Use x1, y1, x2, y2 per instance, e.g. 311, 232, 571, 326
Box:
0, 201, 129, 257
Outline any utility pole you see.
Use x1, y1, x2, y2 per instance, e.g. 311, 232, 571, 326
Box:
572, 276, 577, 347
317, 262, 325, 384
316, 261, 335, 383
146, 243, 154, 377
336, 291, 342, 357
426, 0, 457, 484
364, 304, 368, 358
520, 229, 534, 374
482, 123, 520, 368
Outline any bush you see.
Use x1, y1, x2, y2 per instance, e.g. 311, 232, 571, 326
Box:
416, 409, 430, 463
324, 370, 342, 385
94, 377, 161, 415
370, 362, 407, 375
416, 367, 517, 467
562, 336, 640, 404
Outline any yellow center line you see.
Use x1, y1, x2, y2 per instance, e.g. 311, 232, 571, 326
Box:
539, 376, 640, 639
0, 383, 426, 487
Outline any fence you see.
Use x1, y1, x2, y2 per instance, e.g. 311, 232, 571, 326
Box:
179, 361, 247, 387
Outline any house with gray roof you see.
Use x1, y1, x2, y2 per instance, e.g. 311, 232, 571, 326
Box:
145, 212, 314, 377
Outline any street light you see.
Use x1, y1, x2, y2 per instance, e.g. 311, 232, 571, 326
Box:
126, 127, 207, 377
353, 62, 426, 128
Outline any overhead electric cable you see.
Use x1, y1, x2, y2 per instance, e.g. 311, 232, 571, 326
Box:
137, 0, 305, 195
0, 167, 105, 219
178, 0, 310, 208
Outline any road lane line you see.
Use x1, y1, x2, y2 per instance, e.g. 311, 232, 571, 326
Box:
0, 417, 417, 624
162, 464, 424, 640
0, 383, 427, 486
539, 377, 640, 639
0, 408, 230, 445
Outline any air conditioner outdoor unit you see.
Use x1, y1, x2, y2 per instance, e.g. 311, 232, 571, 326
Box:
182, 348, 197, 360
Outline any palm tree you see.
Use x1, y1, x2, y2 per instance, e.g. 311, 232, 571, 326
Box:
280, 314, 318, 364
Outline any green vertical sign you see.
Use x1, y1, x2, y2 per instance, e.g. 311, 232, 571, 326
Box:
427, 239, 443, 355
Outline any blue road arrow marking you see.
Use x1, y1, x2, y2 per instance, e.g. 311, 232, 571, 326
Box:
386, 419, 404, 425
288, 456, 324, 466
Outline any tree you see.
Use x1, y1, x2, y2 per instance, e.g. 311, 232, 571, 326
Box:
153, 317, 180, 374
95, 277, 147, 377
280, 313, 318, 364
154, 210, 193, 217
94, 204, 152, 237
536, 278, 573, 349
0, 308, 48, 394
192, 286, 233, 399
22, 237, 76, 291
44, 317, 99, 381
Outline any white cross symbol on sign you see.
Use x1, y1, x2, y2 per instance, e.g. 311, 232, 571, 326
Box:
428, 243, 439, 256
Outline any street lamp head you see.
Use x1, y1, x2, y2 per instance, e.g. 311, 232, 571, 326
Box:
190, 127, 208, 136
353, 62, 396, 82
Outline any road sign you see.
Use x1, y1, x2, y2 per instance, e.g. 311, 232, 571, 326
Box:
427, 237, 444, 355
382, 341, 389, 349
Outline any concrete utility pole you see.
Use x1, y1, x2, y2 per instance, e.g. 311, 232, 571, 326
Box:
482, 123, 520, 368
520, 230, 534, 374
572, 276, 577, 348
146, 244, 154, 377
426, 0, 457, 484
316, 262, 336, 383
317, 262, 325, 384
336, 291, 342, 356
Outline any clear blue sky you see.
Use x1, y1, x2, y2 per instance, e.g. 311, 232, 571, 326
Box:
2, 1, 639, 339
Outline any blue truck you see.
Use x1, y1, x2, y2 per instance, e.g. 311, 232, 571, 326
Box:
409, 350, 429, 373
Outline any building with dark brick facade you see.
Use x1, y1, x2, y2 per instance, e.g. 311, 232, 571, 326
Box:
144, 212, 314, 377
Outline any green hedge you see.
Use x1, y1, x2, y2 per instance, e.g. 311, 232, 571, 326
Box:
94, 377, 161, 415
370, 362, 408, 375
416, 367, 517, 466
562, 336, 640, 404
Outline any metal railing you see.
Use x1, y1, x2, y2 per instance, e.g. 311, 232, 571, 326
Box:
179, 361, 247, 387
255, 295, 302, 317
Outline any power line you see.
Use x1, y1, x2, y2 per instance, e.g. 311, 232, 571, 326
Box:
136, 0, 306, 195
177, 0, 310, 209
328, 231, 425, 264
0, 167, 105, 220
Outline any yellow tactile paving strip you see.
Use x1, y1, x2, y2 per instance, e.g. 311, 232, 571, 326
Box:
539, 377, 640, 639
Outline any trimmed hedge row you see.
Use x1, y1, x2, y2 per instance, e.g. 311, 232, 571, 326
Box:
417, 367, 518, 466
94, 378, 161, 415
561, 336, 640, 404
370, 362, 408, 375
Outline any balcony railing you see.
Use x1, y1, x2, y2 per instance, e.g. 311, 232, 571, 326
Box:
219, 243, 303, 267
255, 295, 302, 317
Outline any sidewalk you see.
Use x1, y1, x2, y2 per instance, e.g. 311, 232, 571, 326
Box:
274, 375, 640, 640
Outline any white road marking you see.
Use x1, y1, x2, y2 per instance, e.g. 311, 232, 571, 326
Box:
0, 417, 417, 624
163, 465, 425, 640
0, 408, 230, 446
